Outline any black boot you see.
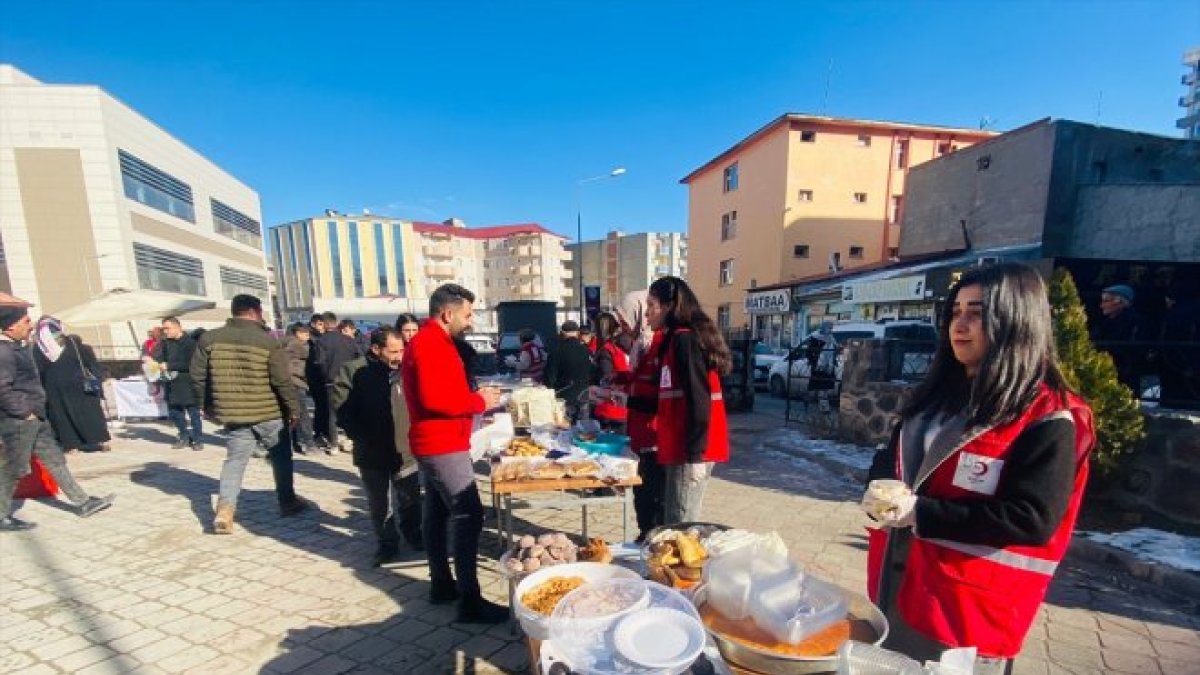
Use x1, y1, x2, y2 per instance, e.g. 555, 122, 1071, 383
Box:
429, 578, 459, 605
456, 594, 509, 624
373, 543, 400, 567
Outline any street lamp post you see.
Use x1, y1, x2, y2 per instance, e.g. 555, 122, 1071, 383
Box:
575, 167, 626, 320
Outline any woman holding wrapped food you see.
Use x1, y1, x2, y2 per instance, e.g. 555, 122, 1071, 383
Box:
646, 276, 731, 525
863, 263, 1095, 674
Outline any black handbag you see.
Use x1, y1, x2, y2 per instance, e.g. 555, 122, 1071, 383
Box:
72, 340, 103, 396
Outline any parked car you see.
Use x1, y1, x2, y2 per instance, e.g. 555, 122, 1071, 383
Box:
752, 343, 788, 389
767, 320, 937, 399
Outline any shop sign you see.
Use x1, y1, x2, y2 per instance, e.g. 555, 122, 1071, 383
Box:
744, 289, 790, 315
842, 275, 926, 304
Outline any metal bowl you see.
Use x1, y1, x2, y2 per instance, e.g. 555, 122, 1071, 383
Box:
693, 585, 889, 675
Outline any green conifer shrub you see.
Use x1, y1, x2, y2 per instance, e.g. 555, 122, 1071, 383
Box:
1048, 268, 1145, 473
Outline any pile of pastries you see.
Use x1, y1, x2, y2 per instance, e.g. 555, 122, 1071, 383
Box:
646, 530, 708, 589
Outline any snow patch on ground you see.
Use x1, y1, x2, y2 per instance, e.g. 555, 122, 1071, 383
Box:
760, 429, 876, 471
1081, 528, 1200, 573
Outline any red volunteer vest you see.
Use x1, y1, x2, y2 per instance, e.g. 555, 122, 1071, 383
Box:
869, 385, 1095, 658
520, 342, 546, 383
655, 329, 730, 466
626, 331, 663, 452
594, 341, 630, 422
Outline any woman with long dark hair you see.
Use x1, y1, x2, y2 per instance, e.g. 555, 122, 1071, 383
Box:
590, 312, 629, 429
646, 276, 732, 524
863, 263, 1095, 674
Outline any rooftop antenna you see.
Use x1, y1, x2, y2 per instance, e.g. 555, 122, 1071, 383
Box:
822, 58, 834, 115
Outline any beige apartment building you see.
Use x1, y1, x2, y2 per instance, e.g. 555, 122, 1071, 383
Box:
269, 215, 572, 328
681, 113, 995, 330
566, 230, 687, 309
0, 65, 269, 357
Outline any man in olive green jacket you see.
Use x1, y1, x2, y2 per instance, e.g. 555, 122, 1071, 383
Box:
190, 294, 311, 534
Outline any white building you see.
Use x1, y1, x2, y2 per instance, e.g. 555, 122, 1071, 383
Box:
0, 65, 268, 357
565, 230, 687, 309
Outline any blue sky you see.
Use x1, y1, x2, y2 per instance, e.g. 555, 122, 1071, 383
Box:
2, 1, 1196, 245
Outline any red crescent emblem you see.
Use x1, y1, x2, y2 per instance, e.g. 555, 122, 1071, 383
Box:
971, 461, 988, 476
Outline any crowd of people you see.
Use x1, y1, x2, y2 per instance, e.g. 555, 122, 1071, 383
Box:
1, 264, 1111, 667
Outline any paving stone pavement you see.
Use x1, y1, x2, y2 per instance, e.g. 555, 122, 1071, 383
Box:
1, 415, 1197, 674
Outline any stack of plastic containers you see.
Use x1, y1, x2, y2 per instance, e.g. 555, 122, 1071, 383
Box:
704, 543, 847, 645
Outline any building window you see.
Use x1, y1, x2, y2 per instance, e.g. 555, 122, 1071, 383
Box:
895, 139, 909, 169
793, 245, 809, 258
328, 221, 344, 297
720, 211, 738, 241
797, 189, 813, 202
723, 163, 739, 192
348, 223, 364, 297
849, 246, 865, 259
219, 266, 268, 301
853, 192, 868, 204
118, 150, 195, 222
301, 222, 317, 297
937, 142, 951, 155
210, 199, 261, 248
890, 195, 903, 224
888, 247, 900, 259
857, 134, 871, 147
374, 222, 388, 294
800, 130, 816, 143
717, 304, 731, 330
133, 242, 205, 296
719, 259, 734, 287
391, 223, 406, 297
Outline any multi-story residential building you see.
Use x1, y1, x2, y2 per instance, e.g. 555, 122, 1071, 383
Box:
1179, 46, 1200, 139
680, 113, 995, 332
0, 65, 269, 357
269, 215, 571, 328
565, 230, 687, 309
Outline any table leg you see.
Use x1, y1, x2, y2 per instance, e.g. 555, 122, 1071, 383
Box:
493, 490, 503, 547
504, 494, 515, 548
622, 487, 630, 543
581, 503, 588, 541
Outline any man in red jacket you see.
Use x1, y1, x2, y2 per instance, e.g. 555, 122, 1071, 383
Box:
402, 284, 504, 623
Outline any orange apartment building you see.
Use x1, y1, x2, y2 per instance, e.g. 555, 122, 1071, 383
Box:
681, 114, 996, 332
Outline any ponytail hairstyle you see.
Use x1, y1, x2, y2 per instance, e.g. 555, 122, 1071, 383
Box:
904, 262, 1071, 427
648, 276, 732, 375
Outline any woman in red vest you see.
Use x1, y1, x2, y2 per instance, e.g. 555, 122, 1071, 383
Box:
862, 263, 1095, 673
616, 292, 666, 542
591, 312, 630, 430
646, 276, 732, 525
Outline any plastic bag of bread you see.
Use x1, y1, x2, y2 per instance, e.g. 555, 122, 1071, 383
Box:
528, 459, 567, 480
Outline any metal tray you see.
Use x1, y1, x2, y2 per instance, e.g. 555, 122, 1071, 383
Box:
693, 586, 889, 675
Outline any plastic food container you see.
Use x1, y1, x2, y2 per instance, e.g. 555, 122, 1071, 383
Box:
573, 432, 630, 455
513, 562, 641, 640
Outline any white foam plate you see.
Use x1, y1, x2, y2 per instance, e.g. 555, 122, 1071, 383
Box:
613, 607, 706, 669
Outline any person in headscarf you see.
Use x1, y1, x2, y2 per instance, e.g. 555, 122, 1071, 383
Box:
32, 317, 111, 453
615, 290, 653, 369
614, 290, 665, 540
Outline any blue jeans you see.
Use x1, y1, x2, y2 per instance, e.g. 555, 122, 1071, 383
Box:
218, 419, 296, 508
663, 462, 714, 524
292, 393, 315, 449
168, 405, 203, 442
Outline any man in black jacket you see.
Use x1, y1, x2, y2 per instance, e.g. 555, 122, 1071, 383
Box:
0, 306, 113, 531
154, 316, 203, 450
338, 327, 422, 565
310, 311, 359, 453
543, 321, 594, 421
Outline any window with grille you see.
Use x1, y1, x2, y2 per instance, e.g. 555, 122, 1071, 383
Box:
119, 150, 195, 222
211, 199, 262, 247
219, 266, 268, 300
133, 242, 205, 296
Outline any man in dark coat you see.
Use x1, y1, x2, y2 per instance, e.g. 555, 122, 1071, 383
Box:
543, 320, 594, 421
310, 311, 359, 453
1091, 284, 1149, 394
154, 316, 203, 450
338, 327, 423, 565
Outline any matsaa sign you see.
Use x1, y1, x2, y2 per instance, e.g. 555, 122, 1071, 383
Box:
842, 275, 926, 304
744, 289, 790, 315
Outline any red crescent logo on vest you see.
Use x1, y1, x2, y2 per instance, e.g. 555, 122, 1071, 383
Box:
971, 461, 989, 476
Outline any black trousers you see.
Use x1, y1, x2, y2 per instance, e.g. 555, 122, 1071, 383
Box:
633, 450, 665, 536
358, 467, 422, 547
311, 384, 337, 445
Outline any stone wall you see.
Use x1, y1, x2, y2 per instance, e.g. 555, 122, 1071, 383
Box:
837, 339, 915, 446
1107, 409, 1200, 529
